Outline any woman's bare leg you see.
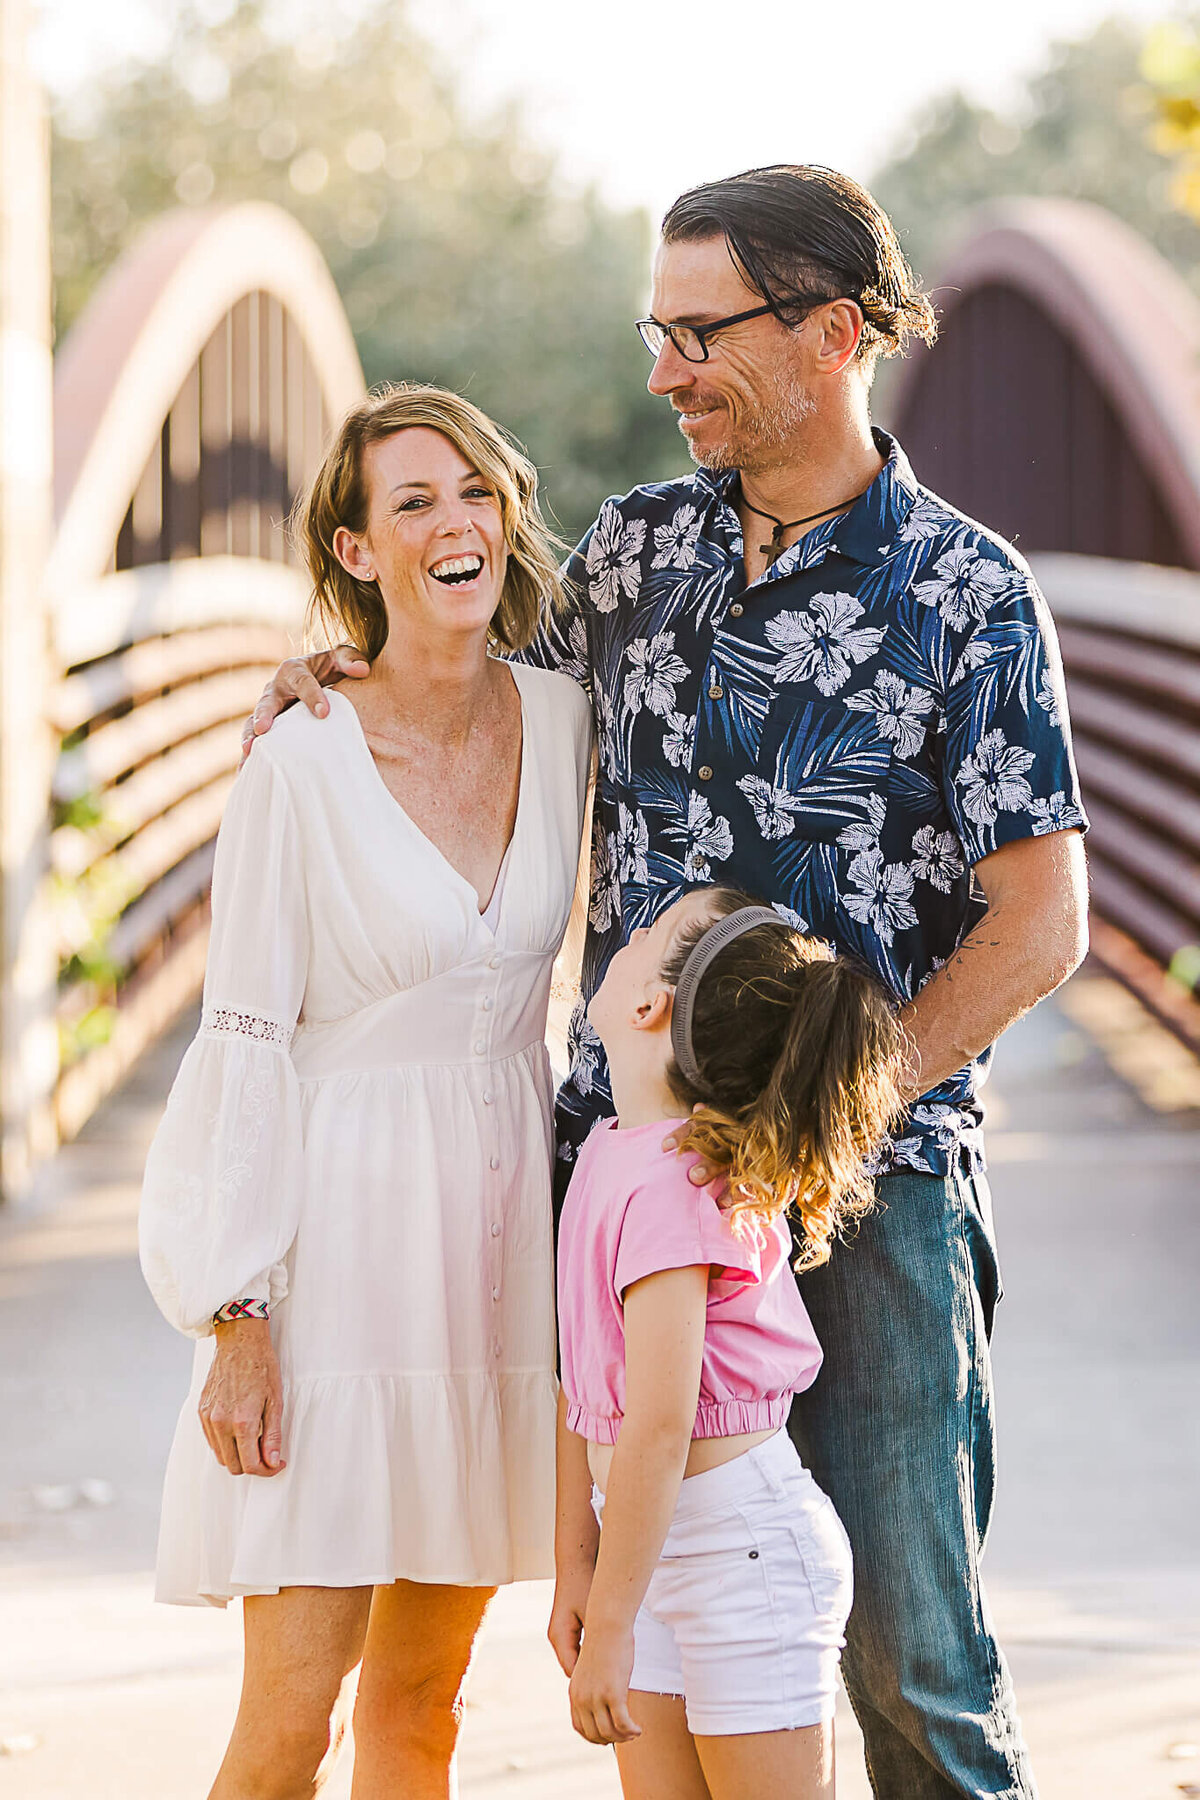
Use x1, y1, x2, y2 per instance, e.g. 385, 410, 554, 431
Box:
614, 1692, 712, 1800
695, 1720, 835, 1800
351, 1579, 496, 1800
209, 1586, 373, 1800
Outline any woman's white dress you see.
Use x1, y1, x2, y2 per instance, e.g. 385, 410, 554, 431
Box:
139, 665, 592, 1605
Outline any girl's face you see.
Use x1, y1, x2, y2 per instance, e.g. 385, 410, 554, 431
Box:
588, 889, 719, 1049
334, 427, 507, 646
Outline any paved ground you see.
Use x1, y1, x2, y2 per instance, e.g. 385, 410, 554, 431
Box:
1, 969, 1198, 1798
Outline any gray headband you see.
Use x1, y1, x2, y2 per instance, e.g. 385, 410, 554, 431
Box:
670, 905, 787, 1093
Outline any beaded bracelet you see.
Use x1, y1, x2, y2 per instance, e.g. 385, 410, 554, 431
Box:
213, 1298, 271, 1324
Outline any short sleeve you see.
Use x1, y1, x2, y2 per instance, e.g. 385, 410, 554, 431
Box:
939, 558, 1089, 865
514, 524, 597, 701
138, 747, 308, 1338
613, 1167, 763, 1300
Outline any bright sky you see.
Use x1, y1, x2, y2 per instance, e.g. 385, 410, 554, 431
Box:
34, 0, 1179, 220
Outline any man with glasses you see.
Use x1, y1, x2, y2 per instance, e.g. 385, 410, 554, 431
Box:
248, 165, 1087, 1797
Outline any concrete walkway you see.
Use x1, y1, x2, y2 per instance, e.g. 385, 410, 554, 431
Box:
1, 972, 1198, 1798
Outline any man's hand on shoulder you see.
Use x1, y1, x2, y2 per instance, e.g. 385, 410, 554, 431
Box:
240, 644, 370, 761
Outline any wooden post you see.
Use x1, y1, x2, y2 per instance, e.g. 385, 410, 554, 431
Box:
0, 0, 58, 1199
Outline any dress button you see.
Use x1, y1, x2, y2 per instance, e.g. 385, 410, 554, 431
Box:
474, 1040, 486, 1055
489, 1156, 500, 1171
729, 602, 744, 617
482, 995, 494, 1011
492, 1286, 501, 1302
491, 1222, 501, 1237
493, 1340, 502, 1357
488, 954, 501, 970
708, 683, 723, 700
483, 1090, 494, 1105
697, 765, 713, 782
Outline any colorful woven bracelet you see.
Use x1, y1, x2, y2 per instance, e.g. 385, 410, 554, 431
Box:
213, 1298, 271, 1324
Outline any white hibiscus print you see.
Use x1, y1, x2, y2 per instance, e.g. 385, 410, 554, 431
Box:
1036, 668, 1062, 727
772, 902, 810, 933
588, 827, 621, 930
662, 709, 695, 769
950, 629, 996, 685
651, 504, 702, 571
842, 849, 918, 946
666, 792, 734, 883
913, 548, 1012, 631
766, 593, 886, 697
897, 495, 953, 544
955, 729, 1036, 828
844, 669, 934, 759
737, 775, 799, 841
616, 802, 650, 884
585, 503, 646, 612
553, 614, 590, 686
908, 1102, 961, 1151
837, 792, 887, 853
1029, 792, 1086, 837
909, 825, 964, 893
572, 1014, 604, 1096
624, 630, 690, 719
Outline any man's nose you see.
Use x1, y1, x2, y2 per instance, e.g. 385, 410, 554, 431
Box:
646, 337, 695, 397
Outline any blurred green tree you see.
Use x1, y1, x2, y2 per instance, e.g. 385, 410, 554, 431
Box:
50, 0, 684, 542
871, 16, 1200, 294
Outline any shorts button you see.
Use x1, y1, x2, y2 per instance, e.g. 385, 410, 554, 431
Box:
729, 602, 744, 617
697, 765, 713, 782
748, 1550, 759, 1559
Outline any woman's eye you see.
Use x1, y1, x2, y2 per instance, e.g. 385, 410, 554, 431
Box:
465, 487, 494, 500
397, 497, 427, 512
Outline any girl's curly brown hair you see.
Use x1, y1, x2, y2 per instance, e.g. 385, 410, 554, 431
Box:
663, 889, 909, 1268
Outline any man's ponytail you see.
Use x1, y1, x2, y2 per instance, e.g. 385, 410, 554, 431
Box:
663, 890, 907, 1266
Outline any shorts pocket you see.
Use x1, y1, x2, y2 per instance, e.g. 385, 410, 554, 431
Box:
788, 1495, 854, 1625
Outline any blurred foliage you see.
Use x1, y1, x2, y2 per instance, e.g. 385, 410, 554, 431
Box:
50, 0, 684, 543
871, 16, 1200, 294
1141, 18, 1200, 222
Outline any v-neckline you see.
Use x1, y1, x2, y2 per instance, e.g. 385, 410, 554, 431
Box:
331, 664, 529, 924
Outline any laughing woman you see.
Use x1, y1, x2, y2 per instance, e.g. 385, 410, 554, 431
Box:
139, 385, 591, 1799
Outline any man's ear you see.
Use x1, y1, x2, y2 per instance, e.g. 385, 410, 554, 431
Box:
630, 986, 673, 1033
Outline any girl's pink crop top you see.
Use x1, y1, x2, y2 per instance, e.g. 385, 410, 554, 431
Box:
557, 1117, 823, 1445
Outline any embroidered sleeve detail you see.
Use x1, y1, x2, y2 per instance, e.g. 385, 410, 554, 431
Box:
201, 1008, 294, 1049
213, 1297, 271, 1323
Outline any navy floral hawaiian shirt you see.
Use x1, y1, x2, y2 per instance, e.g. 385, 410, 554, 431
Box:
523, 430, 1087, 1180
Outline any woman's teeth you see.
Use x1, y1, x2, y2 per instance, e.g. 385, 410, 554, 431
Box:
430, 554, 484, 585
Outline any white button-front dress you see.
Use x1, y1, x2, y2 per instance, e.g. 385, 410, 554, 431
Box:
139, 664, 592, 1605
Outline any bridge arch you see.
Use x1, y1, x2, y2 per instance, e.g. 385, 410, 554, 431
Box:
888, 197, 1200, 569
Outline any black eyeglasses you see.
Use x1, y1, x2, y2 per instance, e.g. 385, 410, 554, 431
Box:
634, 304, 774, 363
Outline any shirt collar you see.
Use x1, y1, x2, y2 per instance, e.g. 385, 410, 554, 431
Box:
695, 428, 921, 570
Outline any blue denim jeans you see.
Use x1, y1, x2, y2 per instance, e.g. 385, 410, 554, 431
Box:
789, 1158, 1037, 1799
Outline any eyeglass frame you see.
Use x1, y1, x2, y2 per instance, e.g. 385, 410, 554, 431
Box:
634, 291, 860, 364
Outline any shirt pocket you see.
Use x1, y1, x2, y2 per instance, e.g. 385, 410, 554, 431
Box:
752, 692, 895, 848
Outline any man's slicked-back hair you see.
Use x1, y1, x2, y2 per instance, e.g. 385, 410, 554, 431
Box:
661, 165, 937, 366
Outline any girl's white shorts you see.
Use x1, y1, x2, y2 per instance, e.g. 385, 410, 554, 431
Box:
591, 1428, 852, 1737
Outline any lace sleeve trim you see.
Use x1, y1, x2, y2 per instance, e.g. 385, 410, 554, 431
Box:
201, 1008, 295, 1049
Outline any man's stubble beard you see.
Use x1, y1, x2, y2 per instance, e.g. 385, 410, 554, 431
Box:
683, 367, 817, 474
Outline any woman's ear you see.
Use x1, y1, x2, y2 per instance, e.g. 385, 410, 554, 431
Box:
332, 525, 376, 582
630, 986, 673, 1034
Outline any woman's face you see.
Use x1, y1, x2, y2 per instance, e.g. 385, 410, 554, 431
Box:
338, 427, 507, 645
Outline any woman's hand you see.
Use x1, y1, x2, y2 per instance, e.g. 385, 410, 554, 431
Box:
240, 644, 370, 760
568, 1625, 641, 1745
198, 1319, 287, 1476
548, 1560, 595, 1678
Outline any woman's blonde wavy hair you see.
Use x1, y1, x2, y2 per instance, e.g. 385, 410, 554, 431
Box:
664, 889, 909, 1269
295, 382, 565, 662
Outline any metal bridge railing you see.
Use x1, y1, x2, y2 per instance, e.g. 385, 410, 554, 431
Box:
49, 556, 304, 1139
1033, 552, 1200, 1052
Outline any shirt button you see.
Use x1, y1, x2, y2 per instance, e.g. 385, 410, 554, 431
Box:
708, 683, 723, 700
489, 1155, 500, 1171
729, 602, 744, 617
491, 1221, 501, 1237
697, 765, 713, 782
482, 995, 494, 1011
483, 1090, 494, 1105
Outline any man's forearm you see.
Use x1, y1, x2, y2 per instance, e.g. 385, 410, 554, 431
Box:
901, 834, 1089, 1100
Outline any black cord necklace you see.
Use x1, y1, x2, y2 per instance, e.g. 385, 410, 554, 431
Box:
739, 482, 867, 561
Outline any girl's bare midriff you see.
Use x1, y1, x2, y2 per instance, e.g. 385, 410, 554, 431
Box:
587, 1426, 779, 1496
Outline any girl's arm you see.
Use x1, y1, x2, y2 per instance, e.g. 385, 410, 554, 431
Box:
568, 1263, 709, 1746
548, 1389, 601, 1678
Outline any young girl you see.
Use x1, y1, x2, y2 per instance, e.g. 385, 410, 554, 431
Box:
549, 887, 906, 1800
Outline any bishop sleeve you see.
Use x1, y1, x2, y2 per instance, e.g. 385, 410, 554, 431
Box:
139, 745, 308, 1338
